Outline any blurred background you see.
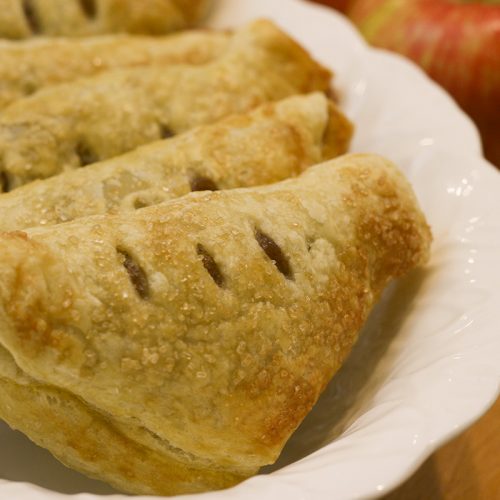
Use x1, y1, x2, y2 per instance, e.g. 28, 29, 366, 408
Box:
312, 0, 500, 169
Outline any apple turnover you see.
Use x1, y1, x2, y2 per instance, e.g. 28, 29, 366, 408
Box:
0, 0, 212, 39
0, 30, 231, 109
0, 93, 352, 231
0, 154, 431, 495
0, 20, 332, 190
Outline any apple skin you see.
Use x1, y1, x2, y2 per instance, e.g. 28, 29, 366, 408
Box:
347, 0, 500, 166
312, 0, 353, 13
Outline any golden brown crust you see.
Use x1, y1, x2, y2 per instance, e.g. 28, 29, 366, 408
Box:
0, 31, 231, 110
0, 93, 352, 231
0, 154, 431, 495
0, 347, 251, 495
0, 20, 332, 190
0, 0, 212, 39
321, 100, 355, 160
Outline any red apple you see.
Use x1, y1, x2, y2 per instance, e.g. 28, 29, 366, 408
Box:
347, 0, 500, 166
312, 0, 353, 13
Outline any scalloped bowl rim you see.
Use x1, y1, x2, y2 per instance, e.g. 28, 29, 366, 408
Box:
0, 1, 499, 499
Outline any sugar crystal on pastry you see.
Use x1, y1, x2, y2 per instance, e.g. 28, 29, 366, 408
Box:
0, 154, 431, 496
0, 20, 332, 189
0, 93, 351, 230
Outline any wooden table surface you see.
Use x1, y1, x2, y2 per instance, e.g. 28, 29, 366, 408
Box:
306, 3, 500, 498
383, 396, 500, 500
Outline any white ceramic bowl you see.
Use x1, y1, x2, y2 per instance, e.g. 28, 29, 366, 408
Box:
1, 1, 499, 499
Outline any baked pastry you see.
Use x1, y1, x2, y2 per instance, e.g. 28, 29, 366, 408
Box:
0, 30, 231, 109
0, 154, 432, 495
0, 0, 212, 39
0, 19, 332, 191
0, 93, 353, 231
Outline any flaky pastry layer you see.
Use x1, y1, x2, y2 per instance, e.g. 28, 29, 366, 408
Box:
0, 93, 353, 231
0, 154, 431, 495
0, 19, 332, 190
0, 30, 231, 109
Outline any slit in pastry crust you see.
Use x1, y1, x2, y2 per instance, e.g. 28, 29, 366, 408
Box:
0, 20, 332, 188
0, 154, 431, 495
0, 93, 352, 231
